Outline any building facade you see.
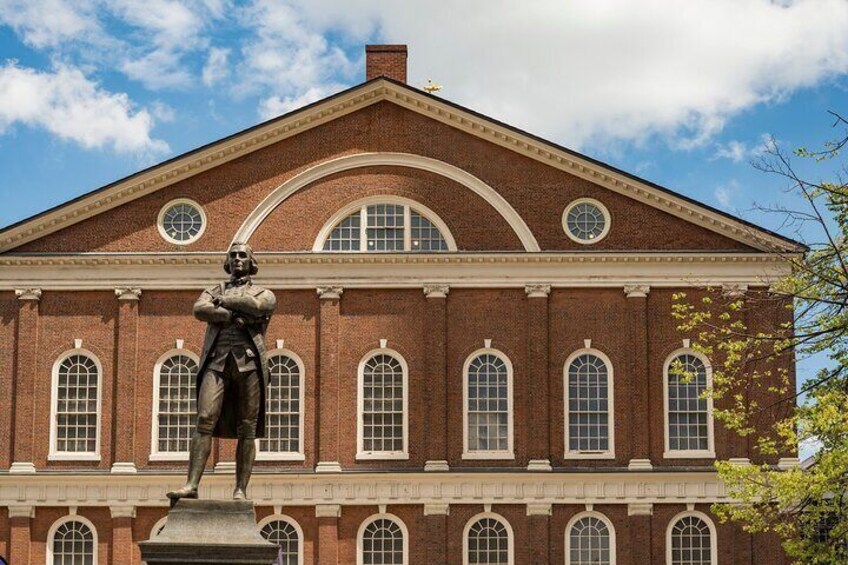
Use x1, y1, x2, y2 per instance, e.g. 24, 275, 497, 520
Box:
0, 45, 802, 564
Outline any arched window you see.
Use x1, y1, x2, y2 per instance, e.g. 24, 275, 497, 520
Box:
664, 350, 714, 458
667, 512, 717, 565
47, 516, 98, 565
259, 516, 303, 565
315, 197, 456, 252
50, 350, 102, 460
357, 351, 408, 459
463, 350, 513, 459
565, 350, 614, 458
258, 352, 305, 460
151, 351, 199, 459
463, 513, 513, 565
357, 515, 408, 565
150, 517, 168, 538
566, 512, 616, 565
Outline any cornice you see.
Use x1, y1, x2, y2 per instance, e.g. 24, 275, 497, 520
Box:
0, 80, 802, 254
0, 252, 794, 291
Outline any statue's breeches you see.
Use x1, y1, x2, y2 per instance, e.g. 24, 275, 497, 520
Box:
196, 355, 261, 440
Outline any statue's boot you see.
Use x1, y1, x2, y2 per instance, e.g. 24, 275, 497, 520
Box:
234, 437, 255, 501
167, 485, 198, 500
232, 488, 247, 501
168, 432, 212, 500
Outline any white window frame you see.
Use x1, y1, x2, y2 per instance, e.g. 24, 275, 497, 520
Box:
150, 349, 200, 461
258, 514, 304, 565
563, 349, 616, 460
356, 513, 409, 565
565, 510, 617, 565
157, 198, 207, 245
49, 348, 103, 461
313, 195, 458, 252
665, 510, 718, 565
562, 198, 611, 245
462, 348, 515, 460
256, 349, 307, 461
462, 512, 514, 565
663, 348, 715, 459
357, 348, 409, 460
46, 514, 99, 565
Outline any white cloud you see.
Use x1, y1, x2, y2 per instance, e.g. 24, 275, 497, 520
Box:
714, 134, 771, 162
714, 180, 741, 208
120, 49, 193, 90
258, 85, 340, 120
0, 62, 169, 154
202, 47, 231, 86
0, 0, 100, 48
264, 0, 848, 150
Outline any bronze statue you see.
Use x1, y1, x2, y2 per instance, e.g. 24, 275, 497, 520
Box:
168, 242, 276, 501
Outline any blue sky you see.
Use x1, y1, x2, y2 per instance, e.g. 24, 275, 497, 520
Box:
1, 1, 846, 407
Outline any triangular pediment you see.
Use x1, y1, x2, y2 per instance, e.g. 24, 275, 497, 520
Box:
0, 78, 803, 253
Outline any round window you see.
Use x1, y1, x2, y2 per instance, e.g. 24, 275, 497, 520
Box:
158, 199, 206, 244
563, 199, 610, 244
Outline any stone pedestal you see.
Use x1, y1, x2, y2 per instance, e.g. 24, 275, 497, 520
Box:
140, 500, 279, 565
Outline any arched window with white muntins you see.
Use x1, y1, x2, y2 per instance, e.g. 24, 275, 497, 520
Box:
258, 351, 305, 461
259, 515, 303, 565
666, 512, 717, 565
566, 512, 616, 565
664, 350, 714, 458
47, 516, 98, 565
463, 513, 513, 565
357, 514, 408, 565
315, 197, 457, 252
151, 350, 198, 459
357, 350, 408, 459
463, 350, 513, 459
50, 350, 102, 460
564, 350, 615, 458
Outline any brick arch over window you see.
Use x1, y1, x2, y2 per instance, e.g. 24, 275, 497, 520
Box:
234, 152, 541, 251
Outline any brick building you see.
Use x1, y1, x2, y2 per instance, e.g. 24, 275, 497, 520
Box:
0, 45, 802, 564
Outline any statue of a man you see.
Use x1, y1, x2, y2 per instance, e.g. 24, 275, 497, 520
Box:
168, 242, 276, 501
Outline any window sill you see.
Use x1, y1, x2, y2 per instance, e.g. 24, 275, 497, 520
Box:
563, 451, 616, 460
48, 453, 101, 462
462, 452, 515, 460
149, 453, 189, 462
663, 450, 716, 459
256, 453, 306, 462
356, 452, 409, 461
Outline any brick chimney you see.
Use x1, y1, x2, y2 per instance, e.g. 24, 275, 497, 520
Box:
365, 44, 407, 83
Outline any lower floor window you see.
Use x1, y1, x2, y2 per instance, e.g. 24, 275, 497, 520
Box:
260, 518, 301, 565
466, 517, 510, 564
51, 519, 96, 565
361, 518, 405, 565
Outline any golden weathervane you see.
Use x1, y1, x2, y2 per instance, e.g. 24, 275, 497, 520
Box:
423, 79, 442, 94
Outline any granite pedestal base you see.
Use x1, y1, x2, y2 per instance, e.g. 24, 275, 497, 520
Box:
139, 499, 279, 565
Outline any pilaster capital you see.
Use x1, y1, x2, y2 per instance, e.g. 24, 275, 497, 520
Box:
114, 287, 142, 301
526, 503, 552, 516
110, 505, 136, 519
627, 503, 653, 516
423, 503, 450, 516
524, 284, 551, 298
8, 505, 35, 518
423, 284, 450, 298
15, 288, 42, 301
722, 283, 748, 297
317, 286, 343, 300
315, 504, 342, 518
623, 285, 650, 298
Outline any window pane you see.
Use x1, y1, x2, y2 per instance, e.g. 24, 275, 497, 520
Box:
568, 354, 610, 452
162, 202, 203, 242
324, 212, 361, 251
157, 354, 198, 453
667, 354, 709, 451
55, 355, 99, 453
366, 204, 405, 251
467, 354, 509, 452
566, 201, 606, 241
260, 356, 302, 454
410, 211, 448, 251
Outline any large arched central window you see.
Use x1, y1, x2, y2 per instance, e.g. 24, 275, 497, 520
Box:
664, 350, 714, 458
463, 350, 513, 459
358, 351, 408, 459
565, 350, 614, 458
315, 197, 456, 252
50, 350, 102, 460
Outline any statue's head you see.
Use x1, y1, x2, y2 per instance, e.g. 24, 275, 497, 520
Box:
223, 242, 259, 277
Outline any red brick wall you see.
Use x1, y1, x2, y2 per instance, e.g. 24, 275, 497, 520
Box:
0, 292, 17, 468
16, 103, 754, 254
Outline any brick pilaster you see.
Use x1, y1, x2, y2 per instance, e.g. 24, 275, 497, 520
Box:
423, 504, 449, 564
624, 285, 651, 470
424, 285, 449, 471
113, 288, 141, 473
316, 287, 343, 472
527, 504, 552, 564
8, 505, 33, 565
315, 505, 341, 565
526, 285, 552, 471
11, 289, 41, 473
627, 503, 653, 565
110, 506, 136, 565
